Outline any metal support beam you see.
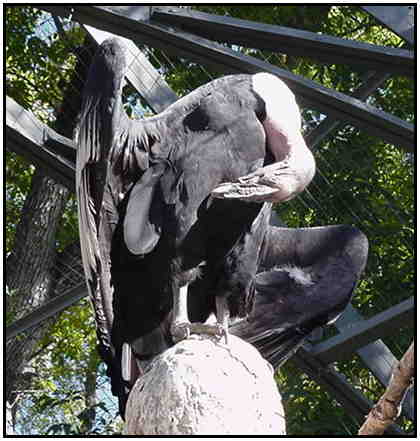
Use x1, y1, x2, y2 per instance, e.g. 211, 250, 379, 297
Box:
311, 297, 414, 364
6, 97, 76, 190
305, 71, 391, 149
362, 6, 415, 46
335, 304, 414, 420
6, 284, 87, 341
152, 6, 413, 77
293, 345, 404, 435
39, 5, 414, 151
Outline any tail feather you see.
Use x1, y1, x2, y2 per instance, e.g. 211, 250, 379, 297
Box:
243, 326, 307, 369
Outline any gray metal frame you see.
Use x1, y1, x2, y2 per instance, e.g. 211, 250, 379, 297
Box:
152, 6, 413, 76
40, 5, 414, 151
5, 284, 87, 341
5, 5, 415, 432
362, 5, 415, 46
293, 344, 405, 435
6, 97, 76, 190
311, 297, 414, 364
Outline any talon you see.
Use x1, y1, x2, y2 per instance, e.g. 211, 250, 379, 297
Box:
171, 322, 230, 342
238, 168, 263, 183
211, 183, 234, 197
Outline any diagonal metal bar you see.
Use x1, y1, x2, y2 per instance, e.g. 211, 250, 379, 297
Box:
6, 20, 180, 189
293, 344, 405, 435
52, 13, 177, 115
6, 96, 76, 190
311, 297, 414, 364
39, 5, 414, 152
362, 6, 415, 46
6, 284, 87, 341
335, 304, 414, 420
152, 6, 413, 77
305, 71, 391, 149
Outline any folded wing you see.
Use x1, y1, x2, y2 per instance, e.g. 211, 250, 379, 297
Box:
231, 224, 369, 368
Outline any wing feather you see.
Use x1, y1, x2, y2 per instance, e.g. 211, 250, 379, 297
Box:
76, 38, 157, 368
231, 224, 368, 369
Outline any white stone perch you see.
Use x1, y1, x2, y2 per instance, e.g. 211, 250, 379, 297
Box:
124, 334, 286, 435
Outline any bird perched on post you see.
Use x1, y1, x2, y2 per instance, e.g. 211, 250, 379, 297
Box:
76, 37, 367, 417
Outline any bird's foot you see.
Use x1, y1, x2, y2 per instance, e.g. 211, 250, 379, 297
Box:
170, 322, 191, 343
212, 182, 278, 202
170, 322, 228, 344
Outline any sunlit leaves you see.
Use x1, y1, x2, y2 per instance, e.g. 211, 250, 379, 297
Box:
6, 7, 84, 122
25, 298, 104, 435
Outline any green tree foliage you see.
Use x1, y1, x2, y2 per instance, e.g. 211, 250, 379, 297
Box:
6, 5, 413, 436
5, 7, 115, 435
17, 299, 122, 435
6, 6, 84, 118
6, 6, 84, 255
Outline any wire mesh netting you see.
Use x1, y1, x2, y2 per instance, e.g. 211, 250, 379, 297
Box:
5, 5, 414, 436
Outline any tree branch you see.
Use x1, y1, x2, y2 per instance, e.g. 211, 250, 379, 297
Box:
358, 341, 414, 435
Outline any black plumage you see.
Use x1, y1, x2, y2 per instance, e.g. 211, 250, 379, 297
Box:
76, 38, 367, 418
230, 224, 369, 368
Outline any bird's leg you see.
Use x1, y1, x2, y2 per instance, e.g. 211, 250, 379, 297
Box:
216, 296, 230, 345
170, 285, 230, 343
170, 285, 191, 342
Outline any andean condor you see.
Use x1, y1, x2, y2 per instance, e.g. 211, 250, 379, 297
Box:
76, 38, 368, 417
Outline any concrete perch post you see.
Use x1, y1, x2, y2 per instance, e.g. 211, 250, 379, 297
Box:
124, 334, 286, 435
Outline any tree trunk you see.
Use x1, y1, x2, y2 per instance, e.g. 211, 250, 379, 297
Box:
124, 335, 286, 436
6, 169, 70, 402
5, 35, 94, 405
81, 346, 101, 434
